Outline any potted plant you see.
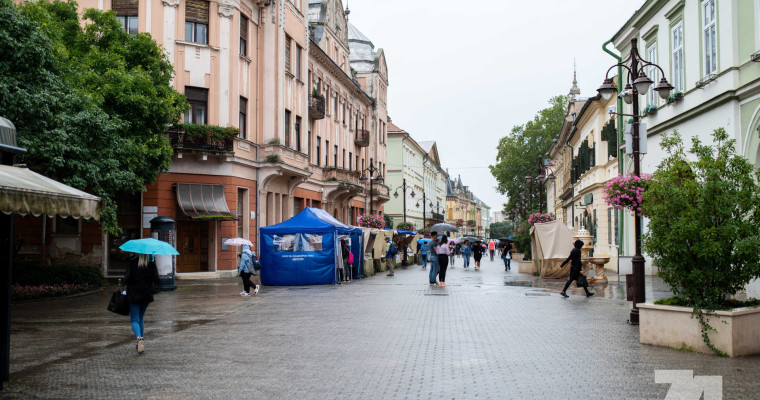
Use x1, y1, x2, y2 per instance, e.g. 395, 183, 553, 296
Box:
666, 91, 684, 104
603, 172, 652, 217
639, 128, 760, 356
357, 214, 385, 229
644, 104, 658, 115
396, 222, 414, 231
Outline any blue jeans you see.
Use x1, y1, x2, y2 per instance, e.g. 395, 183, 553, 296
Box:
129, 302, 149, 338
429, 261, 439, 284
421, 253, 428, 268
463, 254, 470, 268
503, 256, 511, 270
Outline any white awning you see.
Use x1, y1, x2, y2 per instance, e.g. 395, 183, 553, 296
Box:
0, 165, 100, 220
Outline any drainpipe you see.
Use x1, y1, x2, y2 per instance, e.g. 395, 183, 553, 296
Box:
603, 38, 623, 272
256, 146, 260, 255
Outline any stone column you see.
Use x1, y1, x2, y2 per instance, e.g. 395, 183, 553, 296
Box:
162, 0, 180, 85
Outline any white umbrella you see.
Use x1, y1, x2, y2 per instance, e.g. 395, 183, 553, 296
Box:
223, 238, 253, 247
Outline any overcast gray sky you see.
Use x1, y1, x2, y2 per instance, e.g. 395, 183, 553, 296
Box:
347, 0, 643, 215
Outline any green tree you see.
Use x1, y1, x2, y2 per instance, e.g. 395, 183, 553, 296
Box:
643, 128, 760, 355
490, 95, 566, 216
488, 221, 513, 238
0, 0, 186, 234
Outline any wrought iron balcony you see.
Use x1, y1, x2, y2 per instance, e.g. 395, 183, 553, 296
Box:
432, 212, 445, 221
355, 129, 370, 147
309, 94, 326, 120
324, 167, 360, 184
168, 126, 234, 154
466, 219, 476, 227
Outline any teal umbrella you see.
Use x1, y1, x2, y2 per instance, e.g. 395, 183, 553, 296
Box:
119, 238, 179, 255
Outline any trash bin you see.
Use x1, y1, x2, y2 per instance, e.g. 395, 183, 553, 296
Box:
150, 216, 176, 291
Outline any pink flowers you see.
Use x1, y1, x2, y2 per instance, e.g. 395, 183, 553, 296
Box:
12, 283, 94, 300
603, 173, 652, 217
527, 212, 555, 225
357, 214, 385, 229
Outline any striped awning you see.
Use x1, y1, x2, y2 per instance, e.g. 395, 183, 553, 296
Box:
176, 183, 233, 219
0, 165, 100, 219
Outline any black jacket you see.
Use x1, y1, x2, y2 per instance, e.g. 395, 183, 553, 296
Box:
124, 258, 160, 304
560, 248, 583, 271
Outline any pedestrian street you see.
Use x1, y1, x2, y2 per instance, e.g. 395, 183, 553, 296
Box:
4, 255, 760, 399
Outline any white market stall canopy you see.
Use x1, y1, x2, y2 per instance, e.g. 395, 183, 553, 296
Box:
0, 164, 100, 220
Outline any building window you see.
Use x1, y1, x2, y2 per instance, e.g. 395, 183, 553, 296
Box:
237, 188, 248, 238
240, 15, 248, 56
113, 0, 138, 34
316, 136, 321, 166
342, 149, 346, 168
185, 0, 209, 44
702, 0, 717, 75
285, 36, 292, 73
285, 109, 291, 148
55, 216, 79, 235
672, 22, 684, 92
349, 152, 352, 170
334, 95, 338, 120
295, 44, 302, 80
239, 97, 247, 139
334, 145, 338, 167
325, 140, 330, 166
184, 86, 208, 124
647, 43, 658, 106
295, 116, 301, 152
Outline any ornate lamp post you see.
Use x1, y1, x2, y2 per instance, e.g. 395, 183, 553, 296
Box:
525, 156, 555, 214
597, 37, 673, 325
393, 180, 415, 266
359, 158, 384, 215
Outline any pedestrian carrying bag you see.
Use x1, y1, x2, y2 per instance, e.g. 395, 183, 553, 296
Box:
347, 251, 354, 264
252, 254, 262, 271
576, 274, 588, 288
107, 289, 129, 316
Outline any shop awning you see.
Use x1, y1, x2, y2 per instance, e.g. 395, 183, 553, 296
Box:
0, 165, 100, 219
176, 183, 233, 219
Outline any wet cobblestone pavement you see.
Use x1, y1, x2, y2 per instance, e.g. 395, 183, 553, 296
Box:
3, 256, 760, 399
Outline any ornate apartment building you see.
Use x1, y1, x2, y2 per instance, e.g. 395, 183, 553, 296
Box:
13, 0, 390, 277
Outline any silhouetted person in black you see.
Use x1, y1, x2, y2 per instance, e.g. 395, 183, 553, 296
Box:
559, 240, 594, 298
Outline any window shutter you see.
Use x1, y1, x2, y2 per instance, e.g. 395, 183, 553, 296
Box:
186, 0, 209, 24
112, 0, 138, 15
240, 15, 248, 38
602, 120, 617, 160
185, 86, 208, 102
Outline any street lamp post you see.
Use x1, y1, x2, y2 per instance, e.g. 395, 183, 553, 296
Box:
597, 37, 673, 325
359, 158, 384, 215
525, 156, 555, 214
393, 179, 416, 266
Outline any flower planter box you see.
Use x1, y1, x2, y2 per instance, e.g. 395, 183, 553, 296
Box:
517, 260, 536, 275
639, 303, 760, 357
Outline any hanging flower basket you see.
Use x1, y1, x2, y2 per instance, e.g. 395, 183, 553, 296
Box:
603, 173, 652, 217
396, 222, 415, 231
527, 212, 554, 225
357, 214, 385, 229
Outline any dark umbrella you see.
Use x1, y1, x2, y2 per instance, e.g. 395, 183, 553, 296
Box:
429, 223, 459, 233
460, 236, 479, 242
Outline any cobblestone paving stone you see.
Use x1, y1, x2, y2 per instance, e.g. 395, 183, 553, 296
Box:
3, 256, 760, 399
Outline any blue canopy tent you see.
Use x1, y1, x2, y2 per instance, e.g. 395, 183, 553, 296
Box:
259, 207, 362, 285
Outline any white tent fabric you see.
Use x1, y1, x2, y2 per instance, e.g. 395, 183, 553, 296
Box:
530, 221, 587, 278
0, 165, 100, 219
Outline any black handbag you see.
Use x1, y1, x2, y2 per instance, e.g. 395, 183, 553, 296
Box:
576, 274, 588, 288
107, 289, 129, 316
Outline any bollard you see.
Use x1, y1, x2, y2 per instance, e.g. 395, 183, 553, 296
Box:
625, 273, 634, 301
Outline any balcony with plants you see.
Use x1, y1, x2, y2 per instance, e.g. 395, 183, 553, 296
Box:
323, 167, 361, 185
309, 89, 326, 120
168, 124, 237, 154
355, 128, 370, 147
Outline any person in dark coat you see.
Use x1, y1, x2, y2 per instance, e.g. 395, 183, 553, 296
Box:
471, 241, 484, 270
559, 240, 594, 297
124, 254, 160, 354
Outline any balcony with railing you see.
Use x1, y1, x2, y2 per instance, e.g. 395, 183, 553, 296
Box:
355, 129, 370, 147
324, 167, 361, 185
309, 94, 326, 120
466, 219, 476, 227
431, 212, 445, 221
168, 125, 234, 154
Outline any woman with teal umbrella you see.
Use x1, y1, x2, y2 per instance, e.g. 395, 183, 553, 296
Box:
123, 254, 160, 354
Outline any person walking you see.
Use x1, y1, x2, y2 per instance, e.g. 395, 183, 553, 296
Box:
437, 235, 451, 286
462, 242, 472, 269
427, 232, 440, 285
341, 240, 353, 282
559, 240, 594, 297
238, 244, 260, 296
124, 254, 160, 355
488, 240, 496, 261
385, 237, 397, 277
449, 242, 457, 267
501, 241, 512, 271
472, 240, 484, 270
420, 240, 428, 269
